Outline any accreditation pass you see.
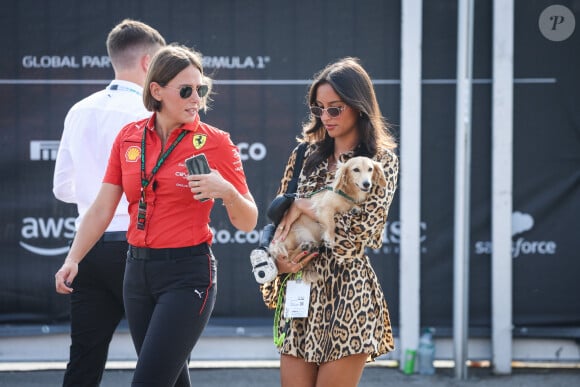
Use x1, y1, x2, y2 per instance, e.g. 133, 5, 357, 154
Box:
284, 279, 311, 318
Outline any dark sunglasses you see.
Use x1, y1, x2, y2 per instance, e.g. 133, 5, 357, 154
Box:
309, 105, 345, 118
167, 84, 209, 99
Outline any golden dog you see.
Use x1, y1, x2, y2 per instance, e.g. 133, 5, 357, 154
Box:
268, 156, 387, 282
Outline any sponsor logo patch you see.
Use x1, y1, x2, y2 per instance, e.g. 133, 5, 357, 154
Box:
125, 146, 141, 162
193, 134, 207, 150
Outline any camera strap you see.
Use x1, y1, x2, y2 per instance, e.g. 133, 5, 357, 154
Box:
271, 143, 307, 347
285, 142, 308, 195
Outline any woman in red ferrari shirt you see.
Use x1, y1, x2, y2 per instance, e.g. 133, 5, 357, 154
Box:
55, 44, 258, 386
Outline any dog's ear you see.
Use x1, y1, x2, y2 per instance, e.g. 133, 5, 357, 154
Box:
372, 161, 387, 187
333, 162, 350, 190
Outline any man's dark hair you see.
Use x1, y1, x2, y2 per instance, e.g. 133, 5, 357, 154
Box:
106, 19, 166, 71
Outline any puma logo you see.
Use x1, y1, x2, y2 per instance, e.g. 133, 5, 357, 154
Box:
194, 289, 205, 299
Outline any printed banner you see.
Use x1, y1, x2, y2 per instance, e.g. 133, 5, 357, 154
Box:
0, 1, 578, 334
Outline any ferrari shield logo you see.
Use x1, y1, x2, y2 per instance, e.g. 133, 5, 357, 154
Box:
193, 134, 207, 150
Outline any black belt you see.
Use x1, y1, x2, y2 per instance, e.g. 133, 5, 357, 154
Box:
100, 231, 127, 243
128, 244, 210, 260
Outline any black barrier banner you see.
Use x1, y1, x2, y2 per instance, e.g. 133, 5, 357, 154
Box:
0, 1, 578, 335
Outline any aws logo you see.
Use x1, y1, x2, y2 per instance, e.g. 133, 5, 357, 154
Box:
474, 211, 557, 258
125, 146, 141, 162
19, 217, 75, 256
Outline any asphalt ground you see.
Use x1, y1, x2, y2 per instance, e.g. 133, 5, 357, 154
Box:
1, 366, 580, 387
1, 321, 579, 386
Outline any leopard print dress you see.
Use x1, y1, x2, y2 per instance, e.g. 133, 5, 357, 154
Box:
261, 143, 399, 364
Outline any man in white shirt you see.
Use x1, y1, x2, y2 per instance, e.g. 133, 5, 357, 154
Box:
53, 19, 165, 387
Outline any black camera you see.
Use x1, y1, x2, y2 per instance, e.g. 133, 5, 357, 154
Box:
250, 224, 278, 284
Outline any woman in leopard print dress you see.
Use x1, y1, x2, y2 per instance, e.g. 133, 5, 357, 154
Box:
261, 57, 399, 386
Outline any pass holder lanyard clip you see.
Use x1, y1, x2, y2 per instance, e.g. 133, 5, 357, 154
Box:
284, 273, 311, 319
272, 271, 311, 348
137, 188, 147, 230
136, 126, 187, 231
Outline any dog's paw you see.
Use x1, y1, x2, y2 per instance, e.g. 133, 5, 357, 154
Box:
299, 241, 321, 253
268, 241, 287, 259
321, 231, 335, 247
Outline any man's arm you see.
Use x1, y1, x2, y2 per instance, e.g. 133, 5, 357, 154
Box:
53, 113, 77, 203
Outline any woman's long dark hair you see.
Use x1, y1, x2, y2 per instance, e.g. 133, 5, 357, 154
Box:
300, 57, 396, 175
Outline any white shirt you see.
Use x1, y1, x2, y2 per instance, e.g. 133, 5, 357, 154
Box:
53, 80, 149, 232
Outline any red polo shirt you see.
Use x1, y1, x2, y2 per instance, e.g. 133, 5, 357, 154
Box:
103, 113, 249, 248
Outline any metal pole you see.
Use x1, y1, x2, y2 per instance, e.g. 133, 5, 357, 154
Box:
399, 0, 423, 371
492, 0, 514, 375
453, 0, 474, 380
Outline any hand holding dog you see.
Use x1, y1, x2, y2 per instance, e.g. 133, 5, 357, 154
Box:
274, 198, 316, 241
271, 199, 319, 274
275, 250, 318, 274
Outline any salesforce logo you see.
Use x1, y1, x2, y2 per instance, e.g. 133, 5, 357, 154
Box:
474, 211, 557, 258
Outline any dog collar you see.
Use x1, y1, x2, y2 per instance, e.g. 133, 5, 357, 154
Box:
320, 186, 359, 204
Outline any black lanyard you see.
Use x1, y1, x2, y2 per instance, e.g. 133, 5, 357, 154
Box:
136, 126, 187, 230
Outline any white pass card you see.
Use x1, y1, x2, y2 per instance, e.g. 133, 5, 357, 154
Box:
284, 279, 311, 318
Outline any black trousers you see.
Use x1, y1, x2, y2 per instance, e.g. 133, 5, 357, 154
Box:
63, 234, 127, 387
123, 244, 217, 387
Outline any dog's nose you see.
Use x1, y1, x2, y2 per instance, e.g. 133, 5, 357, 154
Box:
362, 181, 371, 190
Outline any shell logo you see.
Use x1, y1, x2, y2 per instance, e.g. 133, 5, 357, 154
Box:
125, 146, 141, 162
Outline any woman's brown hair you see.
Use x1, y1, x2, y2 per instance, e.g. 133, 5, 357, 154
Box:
143, 44, 212, 112
300, 57, 396, 174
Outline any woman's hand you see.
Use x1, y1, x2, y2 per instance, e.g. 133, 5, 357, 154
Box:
54, 259, 79, 294
188, 169, 258, 232
273, 198, 314, 241
54, 183, 122, 295
187, 169, 234, 202
276, 250, 319, 274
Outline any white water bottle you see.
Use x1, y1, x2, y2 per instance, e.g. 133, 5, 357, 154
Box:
417, 327, 435, 375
